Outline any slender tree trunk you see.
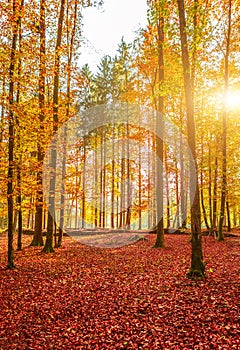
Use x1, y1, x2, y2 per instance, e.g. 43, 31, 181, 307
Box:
173, 155, 180, 228
27, 196, 32, 229
43, 0, 66, 252
218, 0, 231, 241
111, 129, 115, 228
81, 136, 86, 229
164, 146, 170, 229
125, 102, 131, 229
31, 0, 46, 247
6, 0, 22, 269
200, 175, 210, 230
119, 126, 125, 228
102, 133, 106, 228
226, 199, 231, 232
233, 205, 237, 227
147, 132, 152, 229
57, 0, 78, 246
200, 138, 210, 230
99, 129, 103, 228
212, 155, 218, 229
138, 122, 142, 230
208, 141, 214, 232
57, 124, 67, 247
94, 132, 99, 228
75, 155, 79, 229
154, 4, 165, 248
177, 0, 205, 278
16, 168, 22, 251
16, 9, 23, 251
180, 108, 187, 229
0, 69, 6, 144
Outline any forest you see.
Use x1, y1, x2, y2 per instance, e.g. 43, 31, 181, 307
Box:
0, 0, 239, 348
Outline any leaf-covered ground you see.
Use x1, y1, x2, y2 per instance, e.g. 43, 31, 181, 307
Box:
0, 233, 239, 349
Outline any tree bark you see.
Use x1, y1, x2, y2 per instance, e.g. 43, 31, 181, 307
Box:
218, 0, 231, 241
111, 128, 115, 228
57, 123, 67, 247
177, 0, 205, 278
212, 155, 218, 229
208, 141, 214, 232
16, 7, 23, 251
56, 0, 78, 247
81, 136, 86, 229
31, 0, 46, 247
164, 146, 170, 229
200, 138, 210, 230
43, 0, 66, 252
154, 2, 165, 248
226, 199, 231, 232
6, 0, 22, 269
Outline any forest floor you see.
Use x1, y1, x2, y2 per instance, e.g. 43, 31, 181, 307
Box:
0, 231, 239, 349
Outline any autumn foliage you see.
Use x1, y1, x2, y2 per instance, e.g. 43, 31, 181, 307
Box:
0, 232, 239, 348
0, 0, 240, 345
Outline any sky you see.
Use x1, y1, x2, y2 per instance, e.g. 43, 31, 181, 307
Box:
79, 0, 148, 71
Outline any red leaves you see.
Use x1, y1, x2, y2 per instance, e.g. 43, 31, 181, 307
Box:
0, 234, 239, 349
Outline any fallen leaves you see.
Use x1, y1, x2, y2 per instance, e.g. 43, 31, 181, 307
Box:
0, 233, 239, 349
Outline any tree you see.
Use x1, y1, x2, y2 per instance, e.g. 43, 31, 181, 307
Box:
152, 0, 165, 248
177, 0, 205, 278
16, 3, 23, 251
6, 0, 24, 269
43, 0, 66, 253
31, 0, 46, 247
218, 0, 232, 241
57, 0, 79, 247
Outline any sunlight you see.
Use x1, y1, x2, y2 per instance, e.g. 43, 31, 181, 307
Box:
226, 90, 240, 110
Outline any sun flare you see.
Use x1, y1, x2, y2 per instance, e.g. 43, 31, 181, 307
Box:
226, 91, 240, 109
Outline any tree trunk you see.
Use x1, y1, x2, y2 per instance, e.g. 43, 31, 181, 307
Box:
177, 0, 205, 278
147, 131, 152, 229
173, 153, 180, 228
232, 205, 237, 227
200, 138, 210, 230
6, 0, 22, 269
57, 124, 67, 247
16, 11, 23, 251
164, 146, 170, 229
208, 142, 214, 232
212, 155, 218, 229
111, 139, 115, 229
75, 153, 79, 229
154, 3, 165, 248
0, 69, 6, 144
102, 133, 106, 228
94, 131, 99, 228
226, 199, 231, 232
119, 127, 125, 228
218, 0, 231, 241
43, 0, 66, 252
31, 0, 46, 247
56, 0, 78, 247
180, 112, 187, 229
138, 121, 142, 230
81, 136, 86, 229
